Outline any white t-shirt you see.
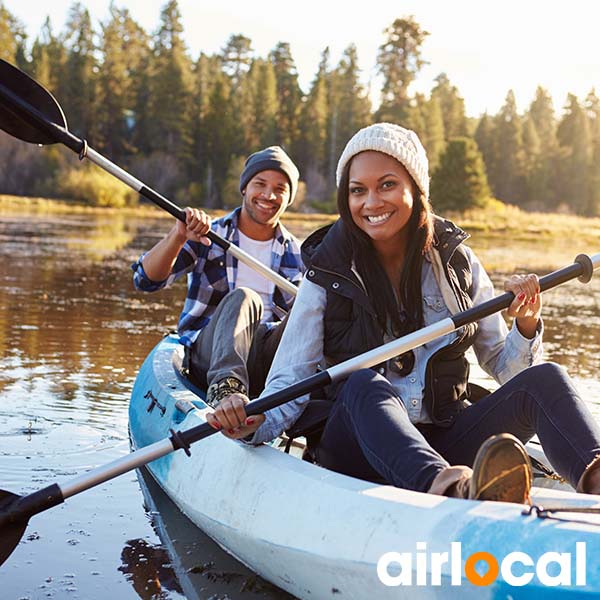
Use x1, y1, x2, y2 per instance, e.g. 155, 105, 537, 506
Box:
235, 230, 275, 322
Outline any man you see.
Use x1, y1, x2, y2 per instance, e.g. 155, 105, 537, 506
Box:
132, 146, 304, 413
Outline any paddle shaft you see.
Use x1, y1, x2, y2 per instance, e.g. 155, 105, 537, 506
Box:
0, 252, 597, 529
0, 80, 298, 297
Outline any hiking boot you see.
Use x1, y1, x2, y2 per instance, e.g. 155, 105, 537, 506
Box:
577, 454, 600, 494
206, 376, 248, 409
469, 433, 532, 503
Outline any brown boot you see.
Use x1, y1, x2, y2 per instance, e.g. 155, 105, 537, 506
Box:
428, 434, 532, 503
205, 376, 248, 409
469, 433, 532, 503
576, 454, 600, 494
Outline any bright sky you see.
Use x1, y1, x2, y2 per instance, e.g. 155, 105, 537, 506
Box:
5, 0, 600, 117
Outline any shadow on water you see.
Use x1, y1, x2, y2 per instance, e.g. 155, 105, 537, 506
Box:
0, 212, 598, 598
126, 466, 294, 600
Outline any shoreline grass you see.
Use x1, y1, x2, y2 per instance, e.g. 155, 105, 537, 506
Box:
2, 193, 599, 271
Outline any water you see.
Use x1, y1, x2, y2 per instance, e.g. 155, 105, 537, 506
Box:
0, 212, 599, 599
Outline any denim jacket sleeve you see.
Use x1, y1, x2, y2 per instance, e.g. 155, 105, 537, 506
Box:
247, 276, 326, 445
467, 246, 544, 384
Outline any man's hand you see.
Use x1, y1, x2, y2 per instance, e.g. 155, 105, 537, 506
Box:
174, 207, 212, 246
205, 393, 266, 440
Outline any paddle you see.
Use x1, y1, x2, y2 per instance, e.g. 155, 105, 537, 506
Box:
0, 59, 298, 297
0, 251, 598, 566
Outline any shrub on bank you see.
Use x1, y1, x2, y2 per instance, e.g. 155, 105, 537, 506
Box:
55, 165, 138, 208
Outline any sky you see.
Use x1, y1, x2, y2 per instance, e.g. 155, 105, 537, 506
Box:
4, 0, 600, 117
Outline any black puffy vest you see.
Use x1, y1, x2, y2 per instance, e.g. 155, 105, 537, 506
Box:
302, 217, 478, 427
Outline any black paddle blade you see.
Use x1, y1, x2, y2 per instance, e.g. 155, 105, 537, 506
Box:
0, 489, 28, 567
0, 59, 67, 145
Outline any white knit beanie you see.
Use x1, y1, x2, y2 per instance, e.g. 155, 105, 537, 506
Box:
336, 122, 430, 198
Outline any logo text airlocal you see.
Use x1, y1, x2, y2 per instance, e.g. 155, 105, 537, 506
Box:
377, 542, 586, 587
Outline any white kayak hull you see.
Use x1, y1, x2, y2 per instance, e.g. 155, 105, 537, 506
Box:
129, 335, 600, 598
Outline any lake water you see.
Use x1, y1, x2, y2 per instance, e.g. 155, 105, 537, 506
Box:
0, 212, 599, 599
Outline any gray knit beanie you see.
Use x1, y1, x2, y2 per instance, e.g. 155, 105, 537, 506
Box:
239, 146, 300, 203
336, 123, 430, 198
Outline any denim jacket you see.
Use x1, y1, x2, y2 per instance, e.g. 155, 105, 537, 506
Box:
249, 237, 543, 445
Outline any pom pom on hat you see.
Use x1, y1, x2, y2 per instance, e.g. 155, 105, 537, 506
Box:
335, 123, 430, 198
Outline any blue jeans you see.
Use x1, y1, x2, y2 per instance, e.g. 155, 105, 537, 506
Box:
315, 363, 600, 492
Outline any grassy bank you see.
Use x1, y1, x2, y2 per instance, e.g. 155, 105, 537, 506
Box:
2, 194, 599, 270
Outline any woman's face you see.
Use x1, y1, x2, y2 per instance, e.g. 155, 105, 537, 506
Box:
347, 151, 415, 247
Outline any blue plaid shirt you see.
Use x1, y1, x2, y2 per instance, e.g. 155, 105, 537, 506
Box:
132, 208, 304, 347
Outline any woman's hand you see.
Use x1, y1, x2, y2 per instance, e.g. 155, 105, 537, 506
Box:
174, 207, 212, 246
503, 273, 541, 339
205, 393, 266, 440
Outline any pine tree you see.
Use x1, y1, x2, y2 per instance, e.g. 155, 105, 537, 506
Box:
30, 18, 60, 90
96, 5, 150, 160
220, 33, 253, 90
60, 3, 97, 139
585, 90, 600, 215
251, 58, 278, 147
430, 73, 468, 139
375, 16, 429, 122
297, 48, 330, 201
329, 44, 371, 174
430, 137, 490, 212
491, 90, 527, 204
403, 92, 445, 171
0, 3, 27, 66
268, 42, 302, 153
146, 0, 194, 171
525, 87, 560, 209
557, 94, 592, 214
203, 72, 236, 207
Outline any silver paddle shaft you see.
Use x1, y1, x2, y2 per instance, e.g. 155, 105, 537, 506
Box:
59, 438, 175, 499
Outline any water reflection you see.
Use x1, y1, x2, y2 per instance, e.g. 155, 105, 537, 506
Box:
0, 212, 599, 599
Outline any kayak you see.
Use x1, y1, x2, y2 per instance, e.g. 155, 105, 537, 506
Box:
129, 334, 600, 598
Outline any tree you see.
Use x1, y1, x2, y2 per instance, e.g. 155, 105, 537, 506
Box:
557, 94, 592, 214
0, 3, 27, 67
376, 16, 429, 122
269, 42, 302, 152
525, 87, 560, 209
430, 137, 490, 211
585, 90, 600, 215
474, 113, 495, 180
430, 73, 468, 139
96, 5, 150, 160
491, 90, 527, 203
30, 18, 65, 91
60, 3, 98, 139
405, 94, 445, 171
220, 33, 253, 89
250, 58, 279, 147
297, 48, 330, 198
145, 0, 194, 173
328, 44, 371, 182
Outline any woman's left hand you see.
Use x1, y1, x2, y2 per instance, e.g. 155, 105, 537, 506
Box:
503, 273, 541, 339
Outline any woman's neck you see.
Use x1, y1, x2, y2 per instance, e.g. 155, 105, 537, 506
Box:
373, 235, 407, 292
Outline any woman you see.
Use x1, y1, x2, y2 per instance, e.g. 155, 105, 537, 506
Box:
207, 123, 600, 501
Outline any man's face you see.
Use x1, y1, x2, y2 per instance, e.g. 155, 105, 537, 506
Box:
241, 170, 291, 228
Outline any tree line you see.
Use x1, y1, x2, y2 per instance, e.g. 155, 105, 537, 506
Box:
1, 1, 599, 215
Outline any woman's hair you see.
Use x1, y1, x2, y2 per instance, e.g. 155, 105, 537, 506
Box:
337, 155, 434, 336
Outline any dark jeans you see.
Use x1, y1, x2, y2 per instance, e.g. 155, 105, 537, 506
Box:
315, 363, 600, 492
188, 288, 286, 397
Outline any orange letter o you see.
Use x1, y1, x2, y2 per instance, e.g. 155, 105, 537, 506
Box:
465, 552, 499, 586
